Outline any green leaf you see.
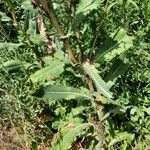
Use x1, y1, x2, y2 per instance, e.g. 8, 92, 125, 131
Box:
34, 85, 93, 102
70, 13, 85, 33
76, 0, 101, 14
51, 123, 93, 150
30, 60, 64, 83
0, 42, 23, 50
53, 106, 87, 128
43, 51, 70, 65
68, 0, 101, 33
94, 29, 133, 63
0, 59, 32, 72
83, 62, 113, 99
0, 12, 12, 22
76, 0, 94, 14
127, 0, 139, 10
21, 0, 38, 13
105, 58, 129, 82
121, 141, 128, 150
93, 37, 118, 63
145, 107, 150, 115
27, 19, 36, 36
29, 34, 44, 45
108, 132, 134, 148
106, 2, 117, 13
105, 29, 133, 61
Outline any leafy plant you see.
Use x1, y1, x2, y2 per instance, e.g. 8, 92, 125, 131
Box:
0, 0, 150, 149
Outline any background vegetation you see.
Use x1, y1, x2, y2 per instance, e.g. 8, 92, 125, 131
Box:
0, 0, 150, 149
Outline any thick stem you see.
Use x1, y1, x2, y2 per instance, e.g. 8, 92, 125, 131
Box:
31, 0, 94, 91
46, 11, 78, 63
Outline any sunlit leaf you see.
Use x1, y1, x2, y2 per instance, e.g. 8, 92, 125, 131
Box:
0, 42, 22, 50
34, 85, 93, 102
83, 62, 113, 99
108, 132, 134, 148
0, 12, 12, 22
68, 0, 101, 34
104, 58, 129, 82
30, 60, 64, 83
51, 123, 94, 150
0, 59, 32, 72
94, 29, 133, 62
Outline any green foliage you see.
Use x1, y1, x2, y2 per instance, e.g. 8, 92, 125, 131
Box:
108, 132, 134, 150
0, 59, 31, 72
104, 58, 129, 82
94, 28, 133, 63
30, 59, 64, 83
0, 42, 22, 50
51, 123, 94, 150
34, 85, 93, 102
0, 0, 150, 149
83, 61, 113, 99
69, 0, 101, 34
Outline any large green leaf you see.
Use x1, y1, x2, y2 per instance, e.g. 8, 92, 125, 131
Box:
68, 0, 101, 34
108, 132, 134, 149
43, 50, 70, 66
0, 42, 23, 50
94, 29, 133, 63
30, 59, 64, 83
34, 85, 93, 102
0, 59, 32, 72
93, 37, 118, 63
104, 58, 129, 82
51, 123, 94, 150
105, 29, 133, 61
52, 106, 88, 130
76, 0, 101, 14
83, 62, 113, 99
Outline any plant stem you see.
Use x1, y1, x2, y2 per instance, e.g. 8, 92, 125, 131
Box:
32, 0, 94, 91
46, 14, 78, 63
